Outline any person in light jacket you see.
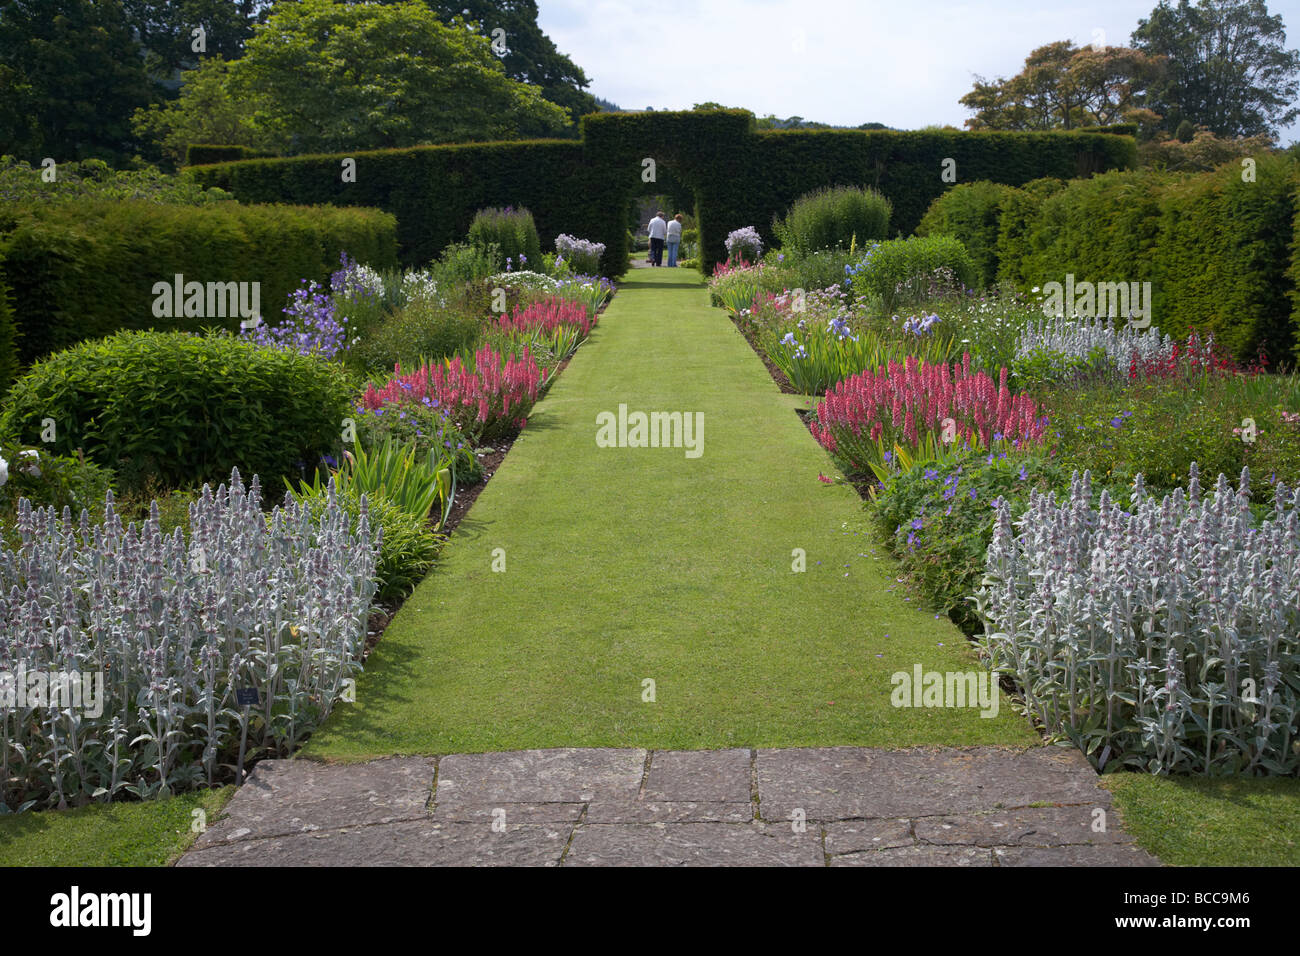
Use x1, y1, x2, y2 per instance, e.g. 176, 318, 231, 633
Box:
647, 211, 667, 266
665, 214, 684, 267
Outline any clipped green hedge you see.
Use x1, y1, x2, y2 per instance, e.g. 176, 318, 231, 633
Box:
915, 181, 1018, 287
0, 330, 353, 494
188, 138, 622, 273
973, 154, 1299, 363
0, 199, 397, 366
190, 110, 1135, 275
185, 144, 275, 166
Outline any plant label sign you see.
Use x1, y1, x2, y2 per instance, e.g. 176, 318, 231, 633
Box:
236, 688, 259, 707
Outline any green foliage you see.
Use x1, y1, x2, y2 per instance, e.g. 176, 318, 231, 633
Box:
0, 198, 396, 365
0, 331, 353, 495
468, 206, 542, 266
992, 177, 1067, 289
1001, 154, 1299, 363
0, 257, 16, 395
0, 156, 233, 206
289, 436, 452, 529
192, 110, 1134, 275
359, 299, 482, 372
1040, 371, 1300, 494
186, 144, 273, 166
0, 443, 114, 532
352, 403, 480, 486
772, 184, 892, 255
871, 451, 1093, 633
298, 486, 439, 603
227, 0, 570, 155
846, 235, 978, 313
0, 0, 153, 165
916, 181, 1018, 287
131, 57, 269, 166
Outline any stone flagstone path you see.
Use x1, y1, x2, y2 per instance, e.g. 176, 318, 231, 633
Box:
178, 747, 1161, 866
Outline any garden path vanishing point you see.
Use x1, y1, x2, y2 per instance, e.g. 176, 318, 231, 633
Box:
182, 267, 1160, 866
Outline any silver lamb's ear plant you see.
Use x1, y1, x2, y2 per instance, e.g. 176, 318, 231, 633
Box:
976, 463, 1300, 776
0, 469, 379, 811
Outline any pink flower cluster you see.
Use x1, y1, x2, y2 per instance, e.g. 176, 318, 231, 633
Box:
495, 297, 594, 337
811, 354, 1046, 464
361, 345, 541, 441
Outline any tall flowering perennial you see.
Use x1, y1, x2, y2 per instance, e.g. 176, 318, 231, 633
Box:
0, 470, 378, 810
331, 252, 385, 304
977, 464, 1300, 775
554, 234, 606, 275
811, 355, 1046, 475
1126, 330, 1246, 380
241, 278, 346, 359
724, 226, 762, 264
361, 345, 541, 443
1015, 315, 1174, 376
496, 297, 594, 337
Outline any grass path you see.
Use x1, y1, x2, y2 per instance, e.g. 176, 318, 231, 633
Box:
305, 267, 1036, 758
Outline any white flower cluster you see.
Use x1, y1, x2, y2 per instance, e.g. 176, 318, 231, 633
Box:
1014, 315, 1174, 372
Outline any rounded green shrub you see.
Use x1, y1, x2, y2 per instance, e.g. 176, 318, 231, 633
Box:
0, 331, 353, 494
360, 300, 482, 371
773, 185, 892, 255
916, 181, 1017, 288
846, 235, 978, 312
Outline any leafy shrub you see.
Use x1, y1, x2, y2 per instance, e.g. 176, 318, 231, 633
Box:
773, 185, 892, 255
978, 465, 1300, 774
0, 257, 16, 394
429, 241, 502, 285
0, 331, 353, 495
351, 402, 479, 485
0, 199, 397, 365
361, 345, 542, 444
0, 444, 113, 526
845, 235, 978, 313
916, 181, 1017, 287
0, 471, 377, 809
811, 355, 1046, 480
359, 299, 481, 371
0, 156, 234, 206
469, 206, 542, 269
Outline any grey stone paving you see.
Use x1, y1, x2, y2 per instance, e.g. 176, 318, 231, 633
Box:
177, 746, 1162, 867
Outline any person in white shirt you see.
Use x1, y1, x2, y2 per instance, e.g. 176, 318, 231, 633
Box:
665, 214, 684, 267
647, 211, 667, 266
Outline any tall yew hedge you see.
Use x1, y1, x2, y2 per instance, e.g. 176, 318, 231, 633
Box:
919, 154, 1300, 363
187, 110, 1136, 275
0, 200, 397, 368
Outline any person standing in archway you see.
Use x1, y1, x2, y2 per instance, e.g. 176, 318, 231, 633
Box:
647, 211, 667, 267
665, 213, 683, 268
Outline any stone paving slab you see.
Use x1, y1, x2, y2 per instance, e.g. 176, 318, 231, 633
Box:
435, 748, 645, 806
191, 756, 435, 849
181, 746, 1162, 866
566, 822, 823, 867
757, 746, 1104, 821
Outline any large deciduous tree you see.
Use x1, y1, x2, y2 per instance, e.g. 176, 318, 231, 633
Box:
226, 0, 571, 154
1131, 0, 1300, 137
962, 41, 1166, 131
0, 0, 153, 163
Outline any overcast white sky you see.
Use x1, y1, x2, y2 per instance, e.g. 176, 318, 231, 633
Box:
537, 0, 1300, 143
